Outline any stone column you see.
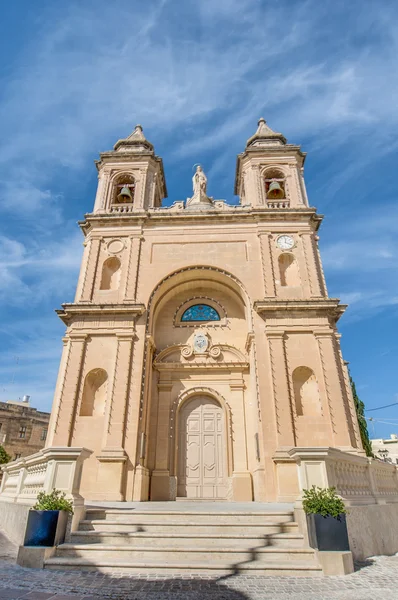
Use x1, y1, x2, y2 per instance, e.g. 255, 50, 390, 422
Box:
267, 332, 296, 447
97, 333, 135, 500
51, 334, 87, 446
151, 380, 173, 500
230, 381, 253, 501
123, 236, 142, 301
79, 237, 101, 302
316, 332, 355, 448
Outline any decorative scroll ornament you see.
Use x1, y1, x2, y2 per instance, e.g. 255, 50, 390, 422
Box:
180, 330, 221, 359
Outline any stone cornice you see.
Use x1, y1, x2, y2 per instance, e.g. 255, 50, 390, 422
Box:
254, 298, 347, 321
56, 302, 146, 325
78, 207, 323, 236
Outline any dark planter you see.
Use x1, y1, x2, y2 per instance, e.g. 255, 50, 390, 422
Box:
307, 513, 350, 551
23, 510, 69, 547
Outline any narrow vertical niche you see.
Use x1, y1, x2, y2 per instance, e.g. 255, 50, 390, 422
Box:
80, 368, 108, 417
100, 257, 121, 290
293, 366, 322, 417
279, 253, 300, 287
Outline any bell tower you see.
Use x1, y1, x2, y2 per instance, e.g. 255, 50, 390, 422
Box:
93, 124, 167, 214
46, 125, 167, 501
235, 118, 309, 209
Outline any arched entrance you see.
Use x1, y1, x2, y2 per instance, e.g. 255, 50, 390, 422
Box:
177, 396, 228, 499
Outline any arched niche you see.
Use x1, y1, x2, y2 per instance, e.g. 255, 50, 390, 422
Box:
278, 253, 300, 287
111, 173, 135, 205
80, 368, 108, 417
263, 167, 286, 200
293, 366, 322, 417
100, 256, 121, 290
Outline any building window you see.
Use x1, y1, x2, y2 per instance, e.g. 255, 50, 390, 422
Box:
14, 453, 21, 460
41, 428, 47, 441
181, 304, 220, 322
19, 426, 27, 439
0, 423, 2, 431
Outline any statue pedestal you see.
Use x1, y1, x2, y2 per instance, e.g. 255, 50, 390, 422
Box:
186, 189, 214, 208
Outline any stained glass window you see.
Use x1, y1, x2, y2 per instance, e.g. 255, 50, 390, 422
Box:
181, 304, 220, 322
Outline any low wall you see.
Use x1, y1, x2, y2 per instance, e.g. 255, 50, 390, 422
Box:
0, 499, 32, 546
288, 447, 398, 561
346, 503, 398, 561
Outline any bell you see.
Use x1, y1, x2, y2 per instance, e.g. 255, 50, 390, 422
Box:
267, 181, 284, 199
117, 186, 133, 203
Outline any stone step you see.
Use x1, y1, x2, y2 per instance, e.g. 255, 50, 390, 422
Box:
56, 544, 316, 563
84, 509, 294, 524
78, 520, 298, 535
45, 556, 322, 576
70, 530, 305, 548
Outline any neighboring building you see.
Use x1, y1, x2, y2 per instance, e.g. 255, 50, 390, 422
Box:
0, 397, 50, 460
371, 434, 398, 464
44, 119, 364, 502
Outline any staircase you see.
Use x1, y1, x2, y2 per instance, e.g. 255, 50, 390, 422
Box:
45, 504, 322, 576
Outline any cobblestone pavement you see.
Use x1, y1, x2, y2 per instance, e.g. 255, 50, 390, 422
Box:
1, 530, 398, 599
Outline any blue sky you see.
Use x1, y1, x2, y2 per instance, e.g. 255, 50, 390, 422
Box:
0, 0, 397, 439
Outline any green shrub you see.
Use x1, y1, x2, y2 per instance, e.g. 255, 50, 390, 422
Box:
0, 445, 11, 465
32, 489, 74, 514
302, 486, 346, 519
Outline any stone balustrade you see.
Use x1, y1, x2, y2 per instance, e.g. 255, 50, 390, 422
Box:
0, 446, 91, 505
288, 447, 398, 505
110, 203, 135, 213
266, 200, 290, 209
0, 447, 92, 544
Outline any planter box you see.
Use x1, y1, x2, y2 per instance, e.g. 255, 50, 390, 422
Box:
307, 513, 350, 551
23, 510, 69, 547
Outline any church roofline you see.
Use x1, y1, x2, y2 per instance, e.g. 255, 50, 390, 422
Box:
78, 206, 323, 236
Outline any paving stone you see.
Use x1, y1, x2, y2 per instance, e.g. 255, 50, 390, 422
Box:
1, 528, 398, 599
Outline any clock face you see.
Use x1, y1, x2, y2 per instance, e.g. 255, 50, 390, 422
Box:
277, 235, 294, 250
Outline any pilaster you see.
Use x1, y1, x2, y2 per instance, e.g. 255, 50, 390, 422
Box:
301, 232, 323, 297
123, 236, 142, 301
230, 381, 253, 501
79, 237, 101, 302
267, 332, 295, 447
315, 332, 355, 448
151, 380, 173, 500
258, 232, 276, 296
51, 334, 87, 446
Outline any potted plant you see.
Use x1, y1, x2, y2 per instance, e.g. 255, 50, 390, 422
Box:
302, 485, 350, 551
24, 489, 74, 547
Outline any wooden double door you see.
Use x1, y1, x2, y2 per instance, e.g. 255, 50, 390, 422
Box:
177, 396, 228, 499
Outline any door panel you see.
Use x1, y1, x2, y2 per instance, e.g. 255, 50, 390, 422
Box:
178, 396, 227, 499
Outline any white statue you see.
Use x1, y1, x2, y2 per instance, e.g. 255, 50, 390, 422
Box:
192, 165, 207, 197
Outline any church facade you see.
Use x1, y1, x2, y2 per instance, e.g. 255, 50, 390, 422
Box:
46, 119, 363, 503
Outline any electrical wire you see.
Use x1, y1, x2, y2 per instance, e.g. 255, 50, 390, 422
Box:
365, 402, 398, 412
